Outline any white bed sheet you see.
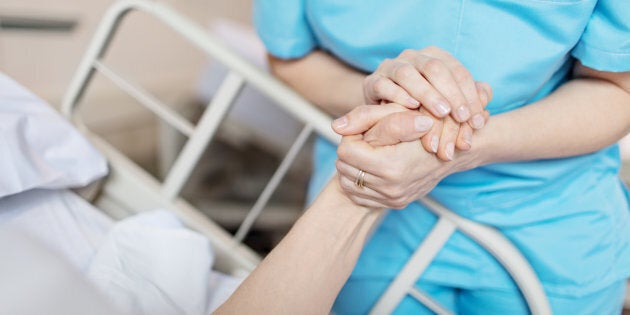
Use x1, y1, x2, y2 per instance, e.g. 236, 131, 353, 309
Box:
0, 189, 241, 314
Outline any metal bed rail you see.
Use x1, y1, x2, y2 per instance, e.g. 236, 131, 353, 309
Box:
61, 1, 551, 314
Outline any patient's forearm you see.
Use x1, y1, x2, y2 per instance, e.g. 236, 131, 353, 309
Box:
215, 179, 382, 314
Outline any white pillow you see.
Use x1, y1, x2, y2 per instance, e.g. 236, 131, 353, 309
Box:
0, 73, 107, 198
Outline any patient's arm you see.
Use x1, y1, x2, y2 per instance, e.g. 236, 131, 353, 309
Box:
214, 178, 383, 314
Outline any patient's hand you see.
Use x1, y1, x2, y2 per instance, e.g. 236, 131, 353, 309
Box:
334, 111, 483, 209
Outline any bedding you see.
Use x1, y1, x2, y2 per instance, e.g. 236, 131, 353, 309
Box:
0, 190, 241, 314
0, 73, 241, 314
0, 72, 107, 199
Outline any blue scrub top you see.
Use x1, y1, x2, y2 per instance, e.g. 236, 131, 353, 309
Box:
254, 0, 630, 297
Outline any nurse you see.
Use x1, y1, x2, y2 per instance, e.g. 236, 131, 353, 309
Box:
254, 1, 630, 314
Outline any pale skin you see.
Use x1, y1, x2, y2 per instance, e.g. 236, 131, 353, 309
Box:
333, 61, 630, 209
269, 48, 491, 161
271, 46, 630, 209
214, 178, 382, 314
220, 47, 630, 311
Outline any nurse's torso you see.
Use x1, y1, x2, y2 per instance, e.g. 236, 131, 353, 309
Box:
305, 0, 623, 225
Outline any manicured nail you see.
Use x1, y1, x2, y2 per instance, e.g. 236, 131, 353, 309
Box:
414, 116, 433, 132
435, 102, 450, 116
431, 135, 439, 153
333, 116, 347, 129
446, 142, 455, 160
471, 114, 485, 129
407, 97, 420, 107
457, 105, 471, 121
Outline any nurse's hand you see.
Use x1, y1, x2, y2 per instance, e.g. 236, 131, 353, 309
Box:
364, 46, 490, 127
363, 47, 492, 159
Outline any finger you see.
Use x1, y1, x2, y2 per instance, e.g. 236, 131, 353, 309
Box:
475, 81, 493, 107
332, 103, 408, 136
337, 174, 383, 200
449, 63, 486, 129
456, 123, 473, 151
336, 163, 387, 200
405, 55, 473, 123
420, 108, 441, 154
337, 135, 385, 176
436, 116, 459, 161
425, 50, 486, 128
336, 161, 409, 209
363, 73, 421, 108
379, 56, 453, 119
363, 111, 434, 146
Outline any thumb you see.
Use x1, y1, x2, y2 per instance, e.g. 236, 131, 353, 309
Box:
363, 111, 434, 146
332, 104, 408, 136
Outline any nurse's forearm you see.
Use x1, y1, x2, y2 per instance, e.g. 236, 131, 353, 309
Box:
470, 64, 630, 166
268, 50, 366, 116
215, 179, 382, 314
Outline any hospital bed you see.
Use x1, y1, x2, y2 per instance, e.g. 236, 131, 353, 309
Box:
7, 0, 557, 313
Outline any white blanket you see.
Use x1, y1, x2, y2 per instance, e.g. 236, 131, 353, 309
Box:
0, 190, 241, 314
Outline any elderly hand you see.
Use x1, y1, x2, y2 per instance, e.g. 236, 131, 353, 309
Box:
334, 110, 483, 209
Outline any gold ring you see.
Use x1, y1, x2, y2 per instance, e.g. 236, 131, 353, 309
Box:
355, 169, 366, 189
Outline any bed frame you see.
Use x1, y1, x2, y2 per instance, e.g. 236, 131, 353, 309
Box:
61, 1, 552, 313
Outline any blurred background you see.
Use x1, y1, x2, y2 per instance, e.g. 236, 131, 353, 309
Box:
1, 4, 629, 310
0, 0, 310, 254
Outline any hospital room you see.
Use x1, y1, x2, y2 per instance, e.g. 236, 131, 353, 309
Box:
1, 0, 629, 314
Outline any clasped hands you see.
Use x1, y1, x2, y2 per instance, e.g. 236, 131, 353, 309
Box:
332, 47, 492, 209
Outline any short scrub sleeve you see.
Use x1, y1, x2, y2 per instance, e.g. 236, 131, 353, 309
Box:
571, 1, 630, 72
253, 0, 317, 59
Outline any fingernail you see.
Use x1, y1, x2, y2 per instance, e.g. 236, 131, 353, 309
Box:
431, 135, 439, 153
446, 142, 455, 160
414, 116, 433, 132
471, 114, 485, 129
463, 128, 472, 146
333, 116, 348, 129
436, 102, 450, 116
407, 97, 420, 107
457, 105, 471, 121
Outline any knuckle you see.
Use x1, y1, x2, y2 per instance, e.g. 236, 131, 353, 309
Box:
392, 63, 416, 81
355, 105, 372, 121
422, 58, 446, 77
394, 202, 408, 210
392, 62, 415, 80
379, 58, 394, 71
381, 185, 400, 200
386, 120, 404, 138
363, 74, 376, 89
372, 77, 388, 95
381, 168, 398, 182
390, 197, 408, 210
451, 65, 472, 83
446, 122, 460, 134
339, 179, 354, 192
424, 45, 438, 54
336, 144, 350, 160
399, 49, 416, 58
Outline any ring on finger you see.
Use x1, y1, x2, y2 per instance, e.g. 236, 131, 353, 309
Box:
355, 169, 367, 189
